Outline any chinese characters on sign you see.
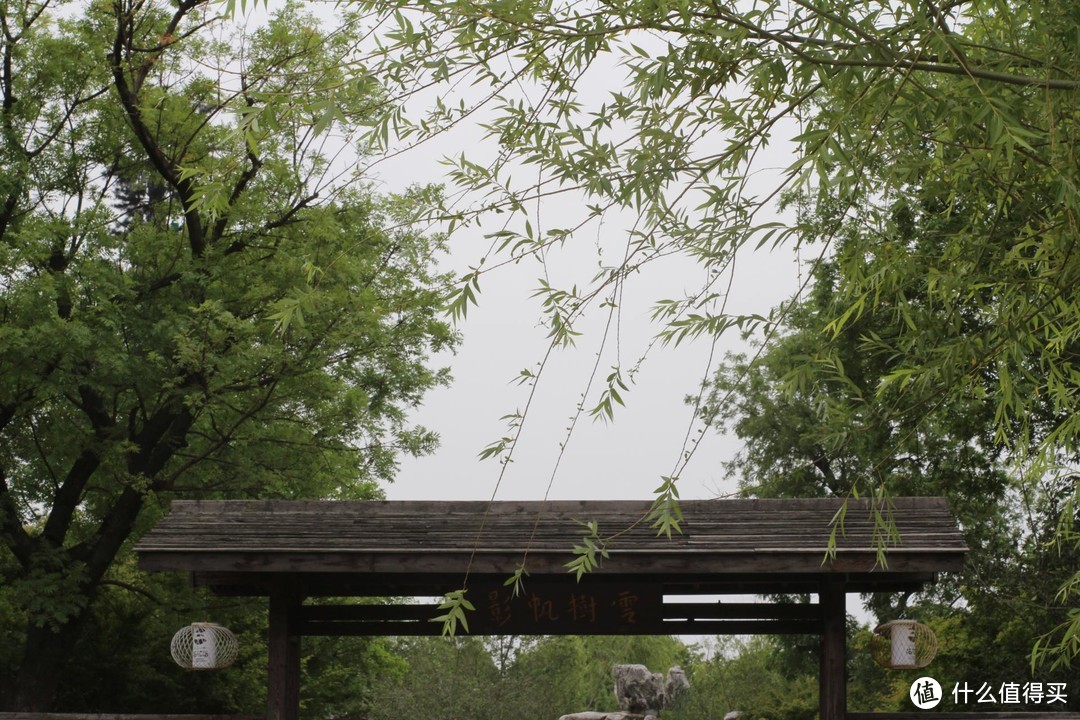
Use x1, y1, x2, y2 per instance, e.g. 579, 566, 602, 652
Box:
476, 582, 661, 634
191, 624, 216, 669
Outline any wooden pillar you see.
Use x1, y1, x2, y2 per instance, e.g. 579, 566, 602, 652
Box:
819, 578, 847, 720
268, 586, 301, 720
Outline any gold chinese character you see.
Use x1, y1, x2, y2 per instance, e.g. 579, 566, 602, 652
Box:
488, 589, 512, 627
568, 594, 598, 623
528, 594, 559, 622
615, 591, 639, 624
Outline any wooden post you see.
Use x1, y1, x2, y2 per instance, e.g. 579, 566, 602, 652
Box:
268, 586, 301, 720
820, 578, 847, 720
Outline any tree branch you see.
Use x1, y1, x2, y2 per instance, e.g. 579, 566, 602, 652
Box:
810, 445, 842, 494
99, 578, 163, 604
133, 0, 209, 92
0, 191, 18, 244
27, 85, 110, 160
158, 379, 279, 489
42, 385, 116, 547
70, 388, 199, 581
108, 5, 207, 257
75, 485, 145, 585
0, 466, 34, 567
689, 2, 1080, 90
263, 192, 319, 233
1, 8, 16, 114
1, 9, 23, 244
210, 106, 262, 245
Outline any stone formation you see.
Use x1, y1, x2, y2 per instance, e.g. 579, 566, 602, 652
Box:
558, 664, 689, 720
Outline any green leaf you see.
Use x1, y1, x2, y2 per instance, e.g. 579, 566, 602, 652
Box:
503, 566, 529, 597
564, 520, 609, 580
646, 477, 683, 538
431, 589, 475, 637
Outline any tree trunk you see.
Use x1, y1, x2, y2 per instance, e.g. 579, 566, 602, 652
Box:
3, 611, 88, 711
1, 486, 150, 712
0, 402, 192, 712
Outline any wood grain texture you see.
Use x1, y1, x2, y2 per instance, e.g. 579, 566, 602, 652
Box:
136, 497, 967, 604
137, 497, 967, 584
820, 578, 848, 720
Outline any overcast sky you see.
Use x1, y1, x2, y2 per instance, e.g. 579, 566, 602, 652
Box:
387, 235, 803, 503
364, 61, 807, 504
223, 5, 805, 505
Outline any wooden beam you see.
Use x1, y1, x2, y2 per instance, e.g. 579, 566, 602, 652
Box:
849, 715, 1080, 720
296, 595, 824, 636
191, 570, 939, 598
267, 587, 301, 720
142, 549, 967, 576
300, 600, 822, 623
0, 716, 261, 720
298, 618, 820, 637
651, 619, 820, 635
820, 578, 847, 720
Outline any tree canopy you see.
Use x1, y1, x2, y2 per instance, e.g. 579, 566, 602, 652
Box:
314, 0, 1080, 663
0, 0, 453, 709
706, 246, 1078, 699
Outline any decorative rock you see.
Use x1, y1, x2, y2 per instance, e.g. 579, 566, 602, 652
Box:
559, 713, 642, 720
558, 665, 688, 720
665, 666, 689, 703
615, 664, 665, 713
724, 711, 742, 720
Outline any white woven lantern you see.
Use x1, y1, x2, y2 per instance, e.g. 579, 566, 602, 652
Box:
171, 623, 239, 670
870, 620, 938, 669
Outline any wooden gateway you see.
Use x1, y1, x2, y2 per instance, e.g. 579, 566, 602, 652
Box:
136, 497, 968, 720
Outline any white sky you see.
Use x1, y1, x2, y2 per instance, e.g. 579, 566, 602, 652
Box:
342, 28, 809, 504
386, 236, 803, 502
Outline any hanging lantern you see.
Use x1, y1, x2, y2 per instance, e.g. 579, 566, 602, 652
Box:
870, 620, 938, 669
171, 623, 239, 670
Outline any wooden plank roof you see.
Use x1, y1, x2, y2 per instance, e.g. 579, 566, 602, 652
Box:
137, 496, 966, 587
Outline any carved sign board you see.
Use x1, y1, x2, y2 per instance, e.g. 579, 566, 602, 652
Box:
470, 580, 663, 635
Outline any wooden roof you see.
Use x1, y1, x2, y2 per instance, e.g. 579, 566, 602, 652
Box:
138, 496, 965, 586
137, 497, 966, 636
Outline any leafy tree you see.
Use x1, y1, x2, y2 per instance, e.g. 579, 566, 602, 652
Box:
707, 242, 1015, 604
498, 636, 592, 715
45, 571, 405, 717
703, 236, 1079, 703
319, 0, 1080, 661
47, 563, 269, 714
367, 634, 688, 720
674, 636, 822, 720
368, 636, 501, 720
0, 0, 453, 710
